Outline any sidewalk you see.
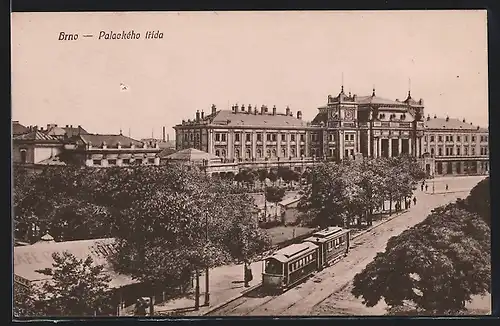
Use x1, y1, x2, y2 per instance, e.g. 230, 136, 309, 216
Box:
153, 201, 419, 316
154, 261, 263, 316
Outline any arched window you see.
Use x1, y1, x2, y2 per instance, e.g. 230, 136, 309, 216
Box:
257, 149, 262, 158
235, 149, 240, 158
271, 149, 276, 157
291, 148, 296, 157
281, 148, 286, 157
20, 149, 27, 163
222, 149, 226, 158
246, 149, 251, 159
215, 149, 220, 157
266, 149, 271, 158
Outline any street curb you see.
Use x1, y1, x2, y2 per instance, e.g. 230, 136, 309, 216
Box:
351, 210, 407, 240
201, 282, 262, 316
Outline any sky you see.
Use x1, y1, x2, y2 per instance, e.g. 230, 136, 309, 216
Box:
11, 10, 488, 140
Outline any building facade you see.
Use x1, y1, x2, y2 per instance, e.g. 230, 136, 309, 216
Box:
12, 123, 162, 169
423, 115, 489, 176
173, 86, 489, 177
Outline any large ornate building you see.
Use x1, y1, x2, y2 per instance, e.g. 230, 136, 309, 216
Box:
173, 86, 489, 177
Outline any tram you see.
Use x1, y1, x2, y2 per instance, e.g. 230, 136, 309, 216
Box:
261, 227, 351, 292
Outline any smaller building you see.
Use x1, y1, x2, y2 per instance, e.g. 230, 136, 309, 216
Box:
423, 115, 489, 176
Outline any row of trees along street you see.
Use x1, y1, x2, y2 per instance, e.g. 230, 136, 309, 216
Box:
297, 155, 426, 228
351, 177, 491, 315
222, 166, 302, 191
13, 164, 272, 316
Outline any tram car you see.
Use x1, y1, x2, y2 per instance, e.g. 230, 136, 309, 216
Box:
261, 227, 351, 292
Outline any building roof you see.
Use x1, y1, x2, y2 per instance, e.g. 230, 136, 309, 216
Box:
45, 126, 68, 137
356, 95, 404, 106
158, 147, 177, 158
209, 110, 308, 128
13, 131, 60, 142
12, 121, 29, 136
78, 134, 144, 147
424, 117, 488, 131
14, 238, 137, 289
164, 148, 219, 162
63, 126, 89, 137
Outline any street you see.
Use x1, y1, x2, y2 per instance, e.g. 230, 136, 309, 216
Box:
207, 176, 488, 316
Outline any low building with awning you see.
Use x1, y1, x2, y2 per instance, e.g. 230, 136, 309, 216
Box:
13, 236, 142, 315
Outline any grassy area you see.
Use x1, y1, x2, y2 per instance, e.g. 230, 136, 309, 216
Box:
264, 226, 315, 245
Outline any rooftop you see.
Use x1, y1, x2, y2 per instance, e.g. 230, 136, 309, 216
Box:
13, 130, 60, 142
425, 116, 488, 132
209, 109, 307, 128
14, 238, 137, 289
77, 134, 145, 148
12, 121, 29, 136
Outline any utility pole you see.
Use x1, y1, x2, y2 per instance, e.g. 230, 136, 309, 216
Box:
194, 269, 200, 310
203, 161, 210, 306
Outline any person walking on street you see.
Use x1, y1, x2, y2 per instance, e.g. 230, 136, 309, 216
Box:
446, 184, 449, 191
425, 184, 428, 192
413, 197, 417, 205
421, 183, 424, 191
244, 260, 253, 288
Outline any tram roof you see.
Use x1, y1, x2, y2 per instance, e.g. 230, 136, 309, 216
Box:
266, 241, 318, 263
304, 227, 350, 243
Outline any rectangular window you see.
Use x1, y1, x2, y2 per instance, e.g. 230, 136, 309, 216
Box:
424, 136, 428, 142
430, 135, 435, 142
215, 133, 220, 141
472, 136, 476, 142
438, 147, 443, 156
246, 133, 251, 142
350, 134, 355, 141
438, 136, 443, 142
291, 135, 295, 142
235, 133, 240, 142
257, 133, 262, 141
93, 159, 102, 166
272, 134, 277, 142
464, 147, 468, 155
108, 159, 117, 165
300, 134, 305, 142
345, 134, 349, 141
281, 134, 286, 142
465, 135, 468, 142
221, 133, 226, 142
457, 136, 461, 142
266, 133, 271, 141
122, 159, 130, 164
148, 158, 155, 164
472, 147, 476, 155
456, 147, 461, 156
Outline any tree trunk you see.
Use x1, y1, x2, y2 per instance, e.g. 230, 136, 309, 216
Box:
149, 295, 154, 316
389, 195, 393, 216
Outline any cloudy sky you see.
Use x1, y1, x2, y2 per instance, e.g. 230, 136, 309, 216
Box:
11, 10, 488, 140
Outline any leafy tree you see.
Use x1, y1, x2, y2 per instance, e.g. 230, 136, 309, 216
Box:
267, 169, 278, 186
265, 186, 286, 203
351, 203, 491, 315
13, 282, 42, 317
463, 177, 490, 226
257, 168, 268, 189
35, 251, 113, 316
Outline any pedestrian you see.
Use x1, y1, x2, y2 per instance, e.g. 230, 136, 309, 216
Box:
425, 184, 428, 191
413, 197, 417, 205
244, 260, 253, 288
446, 184, 449, 191
421, 183, 424, 191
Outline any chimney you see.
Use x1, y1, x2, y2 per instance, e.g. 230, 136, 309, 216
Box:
248, 104, 252, 114
66, 125, 69, 128
241, 104, 245, 112
272, 105, 277, 116
196, 110, 200, 122
297, 111, 303, 120
434, 115, 437, 119
286, 106, 290, 116
201, 110, 205, 119
419, 98, 424, 105
463, 118, 466, 123
264, 106, 268, 113
446, 116, 449, 122
70, 125, 73, 129
163, 126, 166, 142
427, 115, 430, 121
211, 104, 217, 115
234, 104, 239, 113
261, 105, 265, 115
254, 107, 258, 115
353, 94, 357, 101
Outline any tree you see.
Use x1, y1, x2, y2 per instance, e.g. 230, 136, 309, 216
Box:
463, 177, 490, 226
13, 282, 42, 317
35, 251, 113, 316
351, 202, 491, 315
265, 186, 286, 219
257, 168, 268, 189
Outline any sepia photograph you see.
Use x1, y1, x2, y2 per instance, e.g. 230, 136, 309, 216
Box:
11, 10, 491, 318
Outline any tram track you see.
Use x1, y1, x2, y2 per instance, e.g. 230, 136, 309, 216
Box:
206, 191, 470, 316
